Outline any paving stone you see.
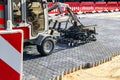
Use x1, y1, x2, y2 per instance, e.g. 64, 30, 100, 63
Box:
23, 13, 120, 80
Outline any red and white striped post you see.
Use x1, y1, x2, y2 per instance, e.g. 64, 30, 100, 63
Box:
0, 4, 4, 28
0, 30, 23, 80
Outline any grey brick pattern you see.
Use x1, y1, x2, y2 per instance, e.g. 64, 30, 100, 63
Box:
22, 13, 120, 80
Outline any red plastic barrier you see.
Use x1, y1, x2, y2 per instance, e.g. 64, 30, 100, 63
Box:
0, 4, 4, 10
47, 2, 53, 8
64, 2, 80, 13
47, 2, 58, 14
47, 2, 120, 14
0, 30, 23, 80
0, 27, 4, 30
95, 2, 107, 12
0, 18, 4, 24
0, 4, 4, 27
107, 2, 118, 11
118, 2, 120, 10
80, 2, 95, 13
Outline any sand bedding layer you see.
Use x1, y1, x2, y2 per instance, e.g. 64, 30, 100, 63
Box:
62, 55, 120, 80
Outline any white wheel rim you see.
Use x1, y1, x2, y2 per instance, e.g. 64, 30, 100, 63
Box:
44, 41, 53, 53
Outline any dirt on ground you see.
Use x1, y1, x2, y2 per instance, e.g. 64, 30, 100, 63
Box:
62, 55, 120, 80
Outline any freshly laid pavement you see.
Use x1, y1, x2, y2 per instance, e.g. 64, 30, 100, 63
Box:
22, 12, 120, 80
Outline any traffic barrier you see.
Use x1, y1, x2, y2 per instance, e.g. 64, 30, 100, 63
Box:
0, 4, 4, 27
0, 26, 30, 40
0, 30, 23, 80
48, 2, 54, 14
107, 2, 118, 11
47, 2, 120, 14
0, 27, 4, 30
64, 2, 80, 13
47, 2, 53, 9
80, 2, 95, 13
95, 2, 107, 12
48, 2, 58, 15
118, 2, 120, 10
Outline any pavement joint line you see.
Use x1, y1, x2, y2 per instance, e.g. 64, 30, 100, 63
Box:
23, 13, 120, 80
52, 55, 119, 80
38, 63, 59, 74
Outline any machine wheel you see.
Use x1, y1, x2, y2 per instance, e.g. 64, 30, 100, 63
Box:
37, 38, 55, 56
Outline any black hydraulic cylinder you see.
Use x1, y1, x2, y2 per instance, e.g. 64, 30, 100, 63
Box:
50, 20, 58, 35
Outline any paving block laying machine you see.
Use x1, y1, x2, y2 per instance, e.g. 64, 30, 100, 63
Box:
1, 0, 57, 56
0, 0, 97, 56
48, 2, 97, 46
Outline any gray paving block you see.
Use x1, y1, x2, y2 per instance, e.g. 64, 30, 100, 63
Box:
23, 14, 120, 80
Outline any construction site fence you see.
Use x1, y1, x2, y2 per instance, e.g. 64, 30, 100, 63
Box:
48, 1, 120, 14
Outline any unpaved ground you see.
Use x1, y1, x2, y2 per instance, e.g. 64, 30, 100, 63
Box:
62, 55, 120, 80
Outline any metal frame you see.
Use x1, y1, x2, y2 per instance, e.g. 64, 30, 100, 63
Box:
6, 0, 13, 30
21, 0, 27, 23
6, 0, 50, 39
42, 0, 49, 31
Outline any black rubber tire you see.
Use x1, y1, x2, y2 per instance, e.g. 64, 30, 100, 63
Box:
37, 38, 55, 56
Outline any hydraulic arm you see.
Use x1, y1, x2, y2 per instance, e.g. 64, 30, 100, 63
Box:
48, 2, 97, 46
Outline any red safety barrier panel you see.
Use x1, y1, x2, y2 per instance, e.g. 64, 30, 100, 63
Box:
107, 2, 118, 11
0, 4, 4, 27
95, 2, 107, 12
64, 2, 80, 13
0, 27, 30, 39
0, 27, 4, 30
47, 2, 58, 14
0, 18, 4, 24
0, 30, 23, 80
47, 2, 53, 8
118, 2, 120, 10
80, 2, 95, 13
0, 4, 4, 10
